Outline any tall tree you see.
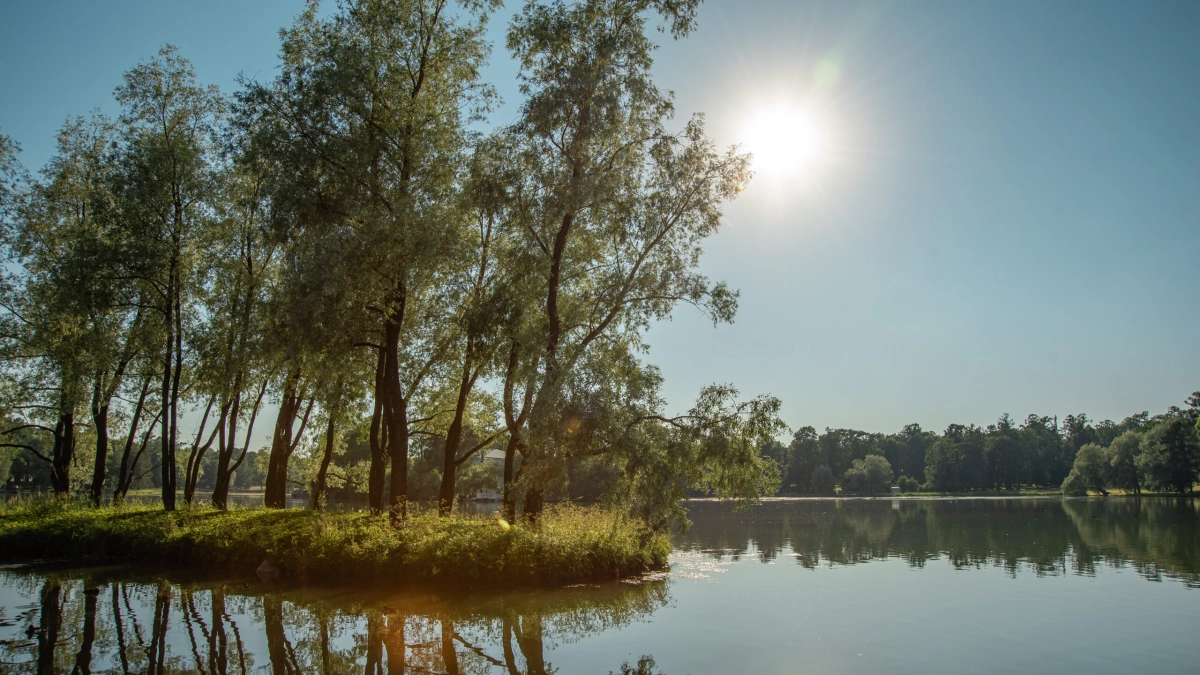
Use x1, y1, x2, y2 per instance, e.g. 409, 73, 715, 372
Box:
115, 45, 226, 510
1138, 417, 1200, 494
503, 0, 749, 517
1, 116, 146, 499
245, 0, 495, 520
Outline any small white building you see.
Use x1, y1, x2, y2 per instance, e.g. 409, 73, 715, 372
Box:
475, 450, 508, 501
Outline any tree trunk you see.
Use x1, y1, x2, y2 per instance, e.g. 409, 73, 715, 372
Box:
438, 355, 474, 516
265, 371, 306, 508
312, 411, 336, 511
50, 412, 75, 495
213, 377, 267, 510
524, 488, 544, 523
161, 270, 175, 511
113, 375, 152, 506
89, 398, 110, 507
502, 340, 534, 523
502, 433, 521, 523
383, 305, 408, 524
369, 350, 387, 516
183, 396, 218, 506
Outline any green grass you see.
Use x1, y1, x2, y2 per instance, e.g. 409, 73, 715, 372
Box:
0, 500, 670, 588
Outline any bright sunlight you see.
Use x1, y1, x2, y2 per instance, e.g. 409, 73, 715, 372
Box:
741, 103, 823, 182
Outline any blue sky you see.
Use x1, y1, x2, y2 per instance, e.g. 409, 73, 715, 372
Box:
2, 0, 1197, 439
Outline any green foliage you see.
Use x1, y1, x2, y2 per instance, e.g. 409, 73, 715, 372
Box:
897, 475, 920, 493
810, 465, 835, 496
0, 501, 668, 587
1107, 431, 1144, 495
1060, 471, 1088, 496
842, 454, 893, 495
1138, 418, 1200, 494
1062, 443, 1113, 496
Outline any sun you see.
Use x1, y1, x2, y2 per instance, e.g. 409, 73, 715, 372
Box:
741, 103, 823, 182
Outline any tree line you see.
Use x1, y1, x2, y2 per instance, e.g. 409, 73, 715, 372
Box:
762, 394, 1200, 495
0, 0, 784, 527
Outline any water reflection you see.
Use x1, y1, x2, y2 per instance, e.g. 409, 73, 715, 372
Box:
3, 498, 1200, 674
678, 497, 1200, 586
0, 569, 668, 674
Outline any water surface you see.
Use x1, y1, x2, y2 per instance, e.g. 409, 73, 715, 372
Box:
2, 497, 1198, 674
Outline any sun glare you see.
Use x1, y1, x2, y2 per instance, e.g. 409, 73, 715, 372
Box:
741, 103, 823, 182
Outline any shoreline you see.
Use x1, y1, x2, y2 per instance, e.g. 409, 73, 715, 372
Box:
0, 503, 670, 589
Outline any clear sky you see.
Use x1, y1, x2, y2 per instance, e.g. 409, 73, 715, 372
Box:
2, 0, 1197, 442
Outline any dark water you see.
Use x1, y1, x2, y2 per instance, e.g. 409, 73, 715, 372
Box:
2, 497, 1198, 674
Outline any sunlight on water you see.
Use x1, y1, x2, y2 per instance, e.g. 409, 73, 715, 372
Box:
2, 498, 1198, 674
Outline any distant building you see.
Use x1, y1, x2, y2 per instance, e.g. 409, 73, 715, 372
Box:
475, 450, 508, 501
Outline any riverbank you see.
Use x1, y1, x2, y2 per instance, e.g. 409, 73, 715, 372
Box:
0, 501, 669, 588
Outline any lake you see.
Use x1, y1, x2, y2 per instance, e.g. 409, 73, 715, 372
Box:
2, 497, 1198, 674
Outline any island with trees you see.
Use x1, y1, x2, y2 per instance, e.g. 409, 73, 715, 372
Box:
0, 0, 784, 585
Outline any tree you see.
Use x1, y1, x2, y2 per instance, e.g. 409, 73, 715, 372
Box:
1, 116, 147, 500
612, 383, 785, 530
810, 465, 835, 496
1062, 442, 1112, 496
244, 0, 495, 520
1107, 430, 1143, 496
503, 0, 749, 519
785, 426, 820, 492
843, 454, 893, 495
985, 414, 1025, 490
1138, 418, 1200, 494
116, 45, 226, 510
924, 424, 986, 492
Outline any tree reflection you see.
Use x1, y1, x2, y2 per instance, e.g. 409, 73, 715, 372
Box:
36, 578, 60, 675
0, 569, 669, 674
678, 497, 1200, 585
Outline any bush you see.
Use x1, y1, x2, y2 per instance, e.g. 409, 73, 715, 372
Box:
810, 465, 835, 495
897, 475, 920, 493
0, 501, 669, 588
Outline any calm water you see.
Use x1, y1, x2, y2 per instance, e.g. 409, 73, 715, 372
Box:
2, 497, 1198, 674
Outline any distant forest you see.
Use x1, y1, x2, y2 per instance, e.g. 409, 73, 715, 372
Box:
764, 394, 1200, 496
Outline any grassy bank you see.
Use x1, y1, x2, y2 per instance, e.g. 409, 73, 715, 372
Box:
0, 501, 670, 588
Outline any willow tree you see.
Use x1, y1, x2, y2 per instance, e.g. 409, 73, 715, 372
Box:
245, 0, 496, 519
116, 46, 226, 510
0, 116, 147, 499
189, 150, 280, 509
501, 0, 753, 518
